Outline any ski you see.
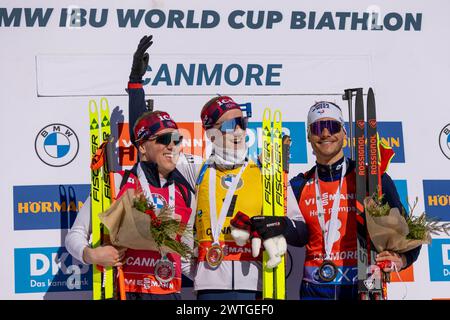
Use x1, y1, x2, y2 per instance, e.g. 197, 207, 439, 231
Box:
366, 88, 388, 300
272, 110, 286, 300
89, 99, 103, 300
89, 98, 116, 300
367, 88, 379, 200
354, 88, 386, 300
261, 108, 273, 299
354, 89, 371, 300
261, 108, 286, 300
99, 98, 114, 299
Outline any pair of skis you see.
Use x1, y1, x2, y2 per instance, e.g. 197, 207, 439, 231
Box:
89, 98, 125, 300
261, 108, 290, 300
344, 88, 387, 300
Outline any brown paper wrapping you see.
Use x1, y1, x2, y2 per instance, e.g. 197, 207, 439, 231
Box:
364, 198, 431, 253
98, 189, 160, 251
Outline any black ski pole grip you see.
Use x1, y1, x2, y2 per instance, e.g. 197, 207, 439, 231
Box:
105, 134, 115, 172
282, 135, 291, 174
146, 99, 154, 112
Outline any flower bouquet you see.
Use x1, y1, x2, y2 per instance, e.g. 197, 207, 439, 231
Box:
98, 188, 194, 259
364, 195, 450, 254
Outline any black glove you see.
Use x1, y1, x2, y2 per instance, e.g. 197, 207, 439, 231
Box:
251, 216, 287, 240
129, 35, 153, 83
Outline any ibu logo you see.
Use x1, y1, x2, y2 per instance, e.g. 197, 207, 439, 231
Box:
14, 247, 91, 293
35, 124, 79, 167
428, 239, 450, 282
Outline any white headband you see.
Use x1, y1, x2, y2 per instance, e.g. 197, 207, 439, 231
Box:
307, 101, 345, 126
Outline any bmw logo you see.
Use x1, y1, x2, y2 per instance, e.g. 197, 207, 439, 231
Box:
35, 124, 79, 167
152, 193, 168, 209
439, 124, 450, 160
220, 174, 243, 190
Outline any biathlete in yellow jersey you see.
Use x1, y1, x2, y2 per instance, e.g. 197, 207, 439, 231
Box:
193, 96, 290, 300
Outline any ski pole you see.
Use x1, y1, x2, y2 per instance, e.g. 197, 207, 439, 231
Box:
282, 135, 291, 215
105, 134, 127, 300
342, 88, 359, 161
106, 135, 117, 203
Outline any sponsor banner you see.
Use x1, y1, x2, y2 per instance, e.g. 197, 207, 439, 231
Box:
13, 184, 89, 230
428, 239, 450, 282
117, 113, 404, 168
423, 180, 450, 222
14, 247, 91, 293
35, 124, 79, 167
118, 121, 307, 164
343, 122, 405, 163
1, 7, 423, 31
106, 115, 401, 168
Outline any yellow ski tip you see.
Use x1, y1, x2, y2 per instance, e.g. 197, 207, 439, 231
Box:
100, 97, 109, 111
273, 109, 282, 122
263, 108, 272, 121
88, 99, 98, 114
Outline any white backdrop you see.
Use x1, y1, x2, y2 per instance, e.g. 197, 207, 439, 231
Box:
1, 0, 450, 300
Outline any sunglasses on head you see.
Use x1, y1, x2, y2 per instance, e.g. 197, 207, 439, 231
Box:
214, 117, 248, 133
149, 131, 183, 146
309, 120, 342, 136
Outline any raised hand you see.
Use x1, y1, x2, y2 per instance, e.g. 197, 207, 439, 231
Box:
129, 35, 153, 82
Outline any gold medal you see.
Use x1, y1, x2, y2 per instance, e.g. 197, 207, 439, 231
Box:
206, 244, 224, 268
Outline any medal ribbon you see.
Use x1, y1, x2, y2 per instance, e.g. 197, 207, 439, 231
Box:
314, 159, 347, 261
137, 162, 175, 209
208, 161, 248, 245
137, 162, 176, 278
